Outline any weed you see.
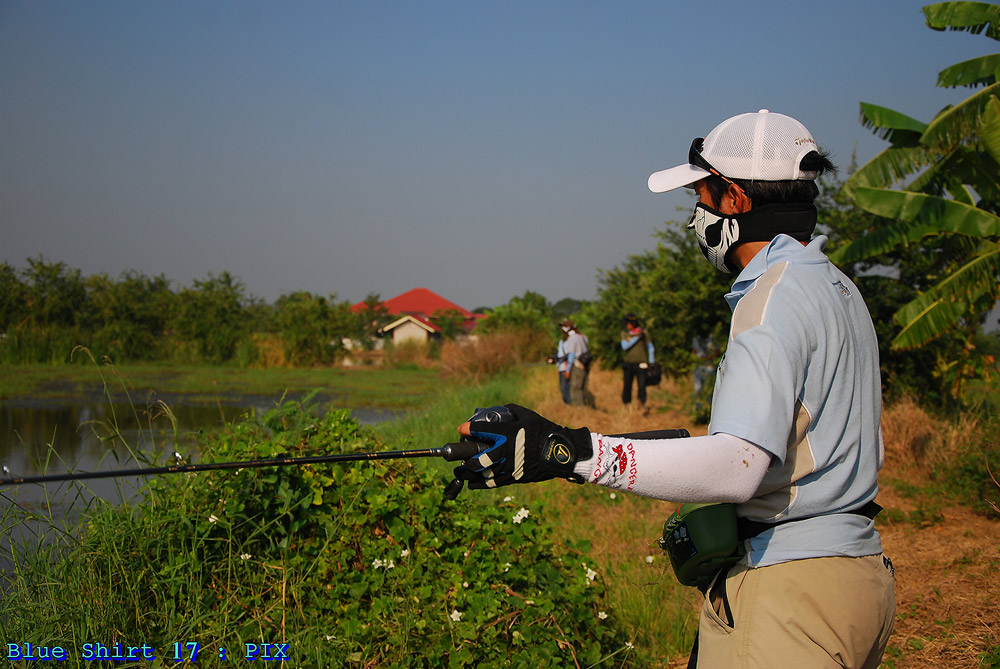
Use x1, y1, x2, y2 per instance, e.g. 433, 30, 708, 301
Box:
980, 643, 1000, 668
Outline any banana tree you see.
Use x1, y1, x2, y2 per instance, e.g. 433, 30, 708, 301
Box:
832, 1, 1000, 354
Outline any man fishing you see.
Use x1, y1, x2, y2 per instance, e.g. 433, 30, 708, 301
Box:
452, 110, 896, 668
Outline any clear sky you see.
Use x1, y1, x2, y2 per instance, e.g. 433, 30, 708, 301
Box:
1, 1, 990, 310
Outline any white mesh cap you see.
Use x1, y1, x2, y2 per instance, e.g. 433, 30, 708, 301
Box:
648, 109, 819, 193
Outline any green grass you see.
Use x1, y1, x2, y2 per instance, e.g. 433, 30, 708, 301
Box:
378, 369, 699, 665
1, 367, 645, 667
0, 362, 442, 410
0, 361, 699, 666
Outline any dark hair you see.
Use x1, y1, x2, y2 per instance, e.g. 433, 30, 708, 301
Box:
703, 150, 837, 209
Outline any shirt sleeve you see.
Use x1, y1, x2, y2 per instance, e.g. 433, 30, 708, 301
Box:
573, 432, 771, 503
709, 324, 805, 465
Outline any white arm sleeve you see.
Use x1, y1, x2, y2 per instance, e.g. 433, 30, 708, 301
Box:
573, 431, 771, 503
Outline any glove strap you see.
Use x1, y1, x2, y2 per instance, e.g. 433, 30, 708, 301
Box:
540, 427, 592, 484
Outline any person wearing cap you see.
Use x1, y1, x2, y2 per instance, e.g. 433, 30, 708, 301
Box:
452, 110, 894, 668
560, 320, 593, 407
545, 326, 572, 404
620, 313, 654, 407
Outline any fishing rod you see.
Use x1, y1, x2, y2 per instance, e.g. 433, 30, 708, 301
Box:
1, 403, 691, 499
0, 441, 483, 489
0, 406, 516, 499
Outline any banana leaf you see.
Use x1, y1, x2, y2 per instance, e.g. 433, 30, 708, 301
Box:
843, 145, 933, 196
832, 188, 1000, 263
906, 147, 1000, 203
921, 83, 1000, 149
982, 95, 1000, 163
923, 1, 1000, 40
936, 53, 1000, 88
892, 242, 1000, 348
858, 103, 927, 144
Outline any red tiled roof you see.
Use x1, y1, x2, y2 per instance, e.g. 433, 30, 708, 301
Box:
351, 287, 475, 319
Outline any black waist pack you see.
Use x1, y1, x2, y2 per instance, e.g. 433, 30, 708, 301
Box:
659, 501, 883, 592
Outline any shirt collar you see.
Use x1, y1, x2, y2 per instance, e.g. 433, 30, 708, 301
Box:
724, 235, 829, 311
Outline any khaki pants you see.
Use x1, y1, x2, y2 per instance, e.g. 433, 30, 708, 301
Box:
569, 363, 593, 407
697, 554, 895, 668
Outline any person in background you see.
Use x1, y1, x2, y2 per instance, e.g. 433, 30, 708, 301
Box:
561, 320, 592, 407
620, 313, 654, 407
545, 327, 571, 404
453, 110, 894, 668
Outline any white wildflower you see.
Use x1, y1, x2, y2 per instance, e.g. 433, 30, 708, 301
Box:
208, 514, 219, 524
512, 507, 530, 524
400, 548, 410, 558
450, 609, 463, 622
503, 496, 513, 502
645, 555, 655, 564
586, 567, 597, 582
372, 558, 385, 569
525, 600, 535, 605
626, 641, 635, 649
609, 492, 617, 500
387, 560, 395, 570
598, 611, 608, 620
240, 553, 251, 561
504, 563, 512, 573
463, 581, 469, 588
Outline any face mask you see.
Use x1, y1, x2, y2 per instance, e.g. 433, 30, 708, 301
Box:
686, 201, 820, 274
687, 203, 741, 273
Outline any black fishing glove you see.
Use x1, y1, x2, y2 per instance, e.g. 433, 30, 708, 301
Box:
452, 403, 593, 489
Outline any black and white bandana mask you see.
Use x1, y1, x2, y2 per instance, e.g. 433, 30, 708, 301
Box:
686, 202, 819, 273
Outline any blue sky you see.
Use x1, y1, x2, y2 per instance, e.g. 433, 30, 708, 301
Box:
0, 1, 990, 310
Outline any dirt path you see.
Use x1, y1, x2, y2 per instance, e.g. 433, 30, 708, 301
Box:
524, 365, 1000, 668
876, 491, 999, 667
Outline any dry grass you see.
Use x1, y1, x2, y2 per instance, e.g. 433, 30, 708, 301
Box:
250, 333, 288, 368
438, 331, 549, 382
383, 340, 438, 369
877, 398, 999, 668
881, 395, 981, 482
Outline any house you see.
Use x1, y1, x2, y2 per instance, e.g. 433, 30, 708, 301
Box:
351, 287, 483, 345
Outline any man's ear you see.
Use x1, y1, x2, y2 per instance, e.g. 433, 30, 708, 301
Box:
720, 183, 752, 215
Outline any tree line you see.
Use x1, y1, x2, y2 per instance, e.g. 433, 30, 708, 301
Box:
0, 258, 395, 366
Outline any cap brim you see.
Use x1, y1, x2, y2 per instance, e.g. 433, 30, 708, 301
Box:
647, 164, 709, 193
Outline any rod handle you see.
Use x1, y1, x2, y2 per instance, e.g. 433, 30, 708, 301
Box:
440, 440, 488, 462
441, 440, 489, 500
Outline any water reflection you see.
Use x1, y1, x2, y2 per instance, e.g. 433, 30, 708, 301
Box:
0, 395, 397, 575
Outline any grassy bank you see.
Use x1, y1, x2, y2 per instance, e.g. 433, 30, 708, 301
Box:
1, 367, 641, 667
0, 360, 442, 410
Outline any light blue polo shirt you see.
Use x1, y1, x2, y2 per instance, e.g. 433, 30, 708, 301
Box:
709, 234, 884, 567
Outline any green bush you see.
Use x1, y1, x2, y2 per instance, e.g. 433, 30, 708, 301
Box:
2, 401, 632, 667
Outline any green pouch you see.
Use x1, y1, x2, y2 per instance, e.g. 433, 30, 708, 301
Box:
658, 502, 745, 590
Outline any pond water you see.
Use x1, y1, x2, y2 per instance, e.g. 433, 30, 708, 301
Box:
0, 394, 398, 575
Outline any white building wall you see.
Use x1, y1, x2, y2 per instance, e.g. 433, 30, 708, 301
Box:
392, 321, 430, 344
